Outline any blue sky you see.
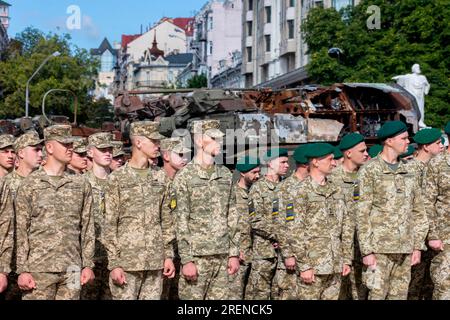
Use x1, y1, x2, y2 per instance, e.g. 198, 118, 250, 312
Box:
7, 0, 207, 50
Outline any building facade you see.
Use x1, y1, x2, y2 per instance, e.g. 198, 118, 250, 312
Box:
210, 50, 243, 88
90, 38, 118, 102
242, 0, 360, 88
0, 1, 10, 60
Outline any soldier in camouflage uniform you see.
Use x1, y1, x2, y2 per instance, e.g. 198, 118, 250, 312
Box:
160, 137, 191, 300
0, 174, 14, 295
0, 135, 15, 178
172, 120, 240, 300
110, 141, 126, 172
228, 155, 261, 300
331, 133, 369, 300
81, 133, 114, 300
278, 144, 310, 300
103, 121, 176, 300
422, 122, 450, 300
357, 121, 429, 300
406, 128, 444, 300
246, 148, 289, 300
67, 137, 88, 175
15, 125, 96, 300
282, 143, 352, 300
2, 131, 43, 300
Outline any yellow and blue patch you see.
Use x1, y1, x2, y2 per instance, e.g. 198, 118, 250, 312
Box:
286, 203, 295, 222
272, 199, 279, 219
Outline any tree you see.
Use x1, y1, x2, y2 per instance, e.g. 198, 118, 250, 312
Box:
0, 27, 101, 125
186, 74, 207, 88
303, 0, 450, 128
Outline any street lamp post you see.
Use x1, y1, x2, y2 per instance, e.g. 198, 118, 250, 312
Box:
25, 51, 61, 118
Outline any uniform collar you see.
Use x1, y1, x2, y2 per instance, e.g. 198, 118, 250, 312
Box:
376, 155, 408, 174
36, 167, 73, 188
307, 175, 338, 198
262, 176, 279, 191
192, 158, 223, 181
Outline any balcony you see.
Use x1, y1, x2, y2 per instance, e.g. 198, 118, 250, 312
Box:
134, 80, 167, 88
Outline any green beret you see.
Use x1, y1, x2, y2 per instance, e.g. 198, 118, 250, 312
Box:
333, 147, 344, 160
264, 148, 289, 162
368, 144, 383, 158
293, 144, 309, 164
413, 128, 442, 145
305, 143, 335, 160
377, 121, 408, 140
339, 133, 365, 151
400, 144, 416, 158
445, 121, 450, 135
236, 155, 260, 173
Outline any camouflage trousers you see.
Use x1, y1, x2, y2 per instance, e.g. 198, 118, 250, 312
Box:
297, 273, 341, 300
80, 261, 111, 300
246, 258, 277, 300
228, 263, 251, 300
363, 253, 411, 300
22, 272, 81, 300
340, 247, 368, 300
179, 254, 232, 300
275, 266, 298, 300
408, 249, 437, 300
430, 249, 450, 300
109, 270, 162, 300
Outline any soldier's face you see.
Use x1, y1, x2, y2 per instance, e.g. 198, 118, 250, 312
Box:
0, 147, 15, 170
270, 156, 290, 176
91, 147, 113, 167
70, 151, 88, 170
52, 141, 74, 164
425, 140, 443, 156
243, 167, 261, 184
110, 156, 125, 171
315, 154, 336, 175
347, 142, 369, 166
141, 137, 161, 160
21, 145, 43, 169
388, 132, 410, 154
169, 151, 188, 171
202, 135, 223, 157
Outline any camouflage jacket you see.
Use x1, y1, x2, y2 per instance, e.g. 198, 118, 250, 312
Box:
172, 160, 239, 265
423, 152, 450, 244
248, 176, 282, 260
103, 163, 175, 272
277, 173, 306, 260
356, 157, 429, 257
233, 183, 252, 263
404, 158, 427, 187
15, 168, 95, 273
84, 170, 109, 261
0, 178, 14, 274
282, 176, 352, 274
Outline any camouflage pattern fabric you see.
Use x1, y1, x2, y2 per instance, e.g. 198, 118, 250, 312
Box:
0, 178, 13, 275
15, 168, 95, 274
13, 130, 42, 151
423, 152, 450, 300
297, 273, 341, 300
357, 156, 429, 300
22, 272, 82, 300
109, 270, 163, 300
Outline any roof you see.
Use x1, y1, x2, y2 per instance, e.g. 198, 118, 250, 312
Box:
165, 53, 194, 66
90, 38, 118, 56
0, 1, 11, 6
121, 34, 141, 49
172, 18, 194, 36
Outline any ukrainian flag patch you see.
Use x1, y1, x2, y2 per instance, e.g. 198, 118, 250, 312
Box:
286, 203, 295, 222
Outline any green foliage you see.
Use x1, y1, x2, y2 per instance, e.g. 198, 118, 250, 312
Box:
186, 74, 207, 88
0, 27, 103, 125
303, 0, 450, 128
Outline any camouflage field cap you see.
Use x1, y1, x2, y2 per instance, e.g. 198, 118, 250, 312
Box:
130, 121, 166, 140
111, 141, 125, 157
88, 132, 114, 149
160, 137, 191, 154
191, 120, 224, 138
0, 134, 15, 149
72, 137, 88, 154
14, 130, 43, 151
44, 125, 73, 143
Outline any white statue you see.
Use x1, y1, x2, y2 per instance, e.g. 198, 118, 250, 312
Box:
392, 64, 430, 129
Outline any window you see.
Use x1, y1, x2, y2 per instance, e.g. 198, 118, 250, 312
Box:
289, 0, 296, 7
209, 41, 213, 55
265, 6, 272, 23
246, 47, 252, 62
209, 16, 214, 30
248, 0, 253, 11
265, 35, 271, 52
332, 0, 353, 11
101, 50, 115, 72
247, 21, 253, 36
288, 20, 295, 39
